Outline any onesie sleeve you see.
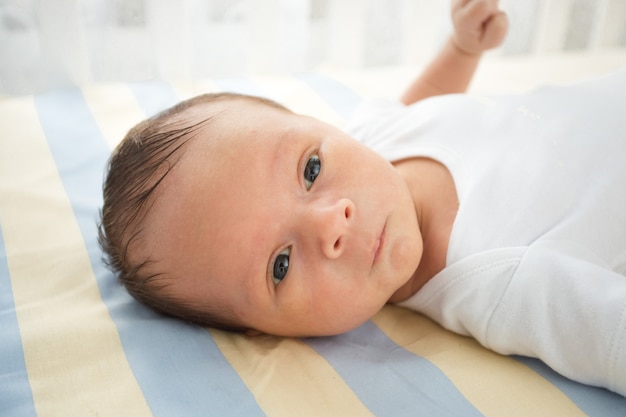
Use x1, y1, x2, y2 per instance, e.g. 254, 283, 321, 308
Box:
487, 239, 626, 396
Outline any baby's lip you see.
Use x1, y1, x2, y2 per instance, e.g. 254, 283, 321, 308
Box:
371, 221, 386, 267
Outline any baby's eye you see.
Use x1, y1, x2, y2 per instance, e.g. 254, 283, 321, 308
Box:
303, 154, 321, 190
272, 248, 290, 286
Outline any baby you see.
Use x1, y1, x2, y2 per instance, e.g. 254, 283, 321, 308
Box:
99, 0, 626, 396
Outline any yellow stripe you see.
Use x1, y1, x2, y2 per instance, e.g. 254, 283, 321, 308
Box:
373, 305, 588, 417
251, 74, 346, 127
82, 83, 146, 150
0, 97, 152, 417
211, 329, 375, 417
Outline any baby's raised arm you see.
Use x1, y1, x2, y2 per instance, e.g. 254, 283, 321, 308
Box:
400, 0, 508, 105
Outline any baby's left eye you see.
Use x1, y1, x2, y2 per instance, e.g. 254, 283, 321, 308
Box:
303, 154, 321, 190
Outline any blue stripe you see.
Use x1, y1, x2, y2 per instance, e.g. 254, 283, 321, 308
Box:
514, 356, 626, 416
297, 72, 362, 119
306, 320, 484, 417
34, 87, 265, 417
0, 226, 37, 417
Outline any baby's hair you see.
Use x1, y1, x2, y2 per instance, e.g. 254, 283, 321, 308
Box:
98, 92, 290, 331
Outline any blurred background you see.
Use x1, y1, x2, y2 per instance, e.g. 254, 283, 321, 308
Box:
1, 0, 625, 96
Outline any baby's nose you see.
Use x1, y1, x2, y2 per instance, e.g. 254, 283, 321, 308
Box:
311, 198, 355, 259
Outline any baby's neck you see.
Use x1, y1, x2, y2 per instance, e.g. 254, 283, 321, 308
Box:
388, 157, 459, 302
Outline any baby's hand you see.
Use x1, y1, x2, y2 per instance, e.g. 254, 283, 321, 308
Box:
451, 0, 508, 55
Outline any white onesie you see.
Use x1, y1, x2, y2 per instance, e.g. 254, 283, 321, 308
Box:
345, 70, 626, 396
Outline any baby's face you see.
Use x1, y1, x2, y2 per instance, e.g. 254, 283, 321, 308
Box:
144, 99, 422, 336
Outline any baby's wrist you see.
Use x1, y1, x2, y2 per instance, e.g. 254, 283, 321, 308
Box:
449, 36, 483, 58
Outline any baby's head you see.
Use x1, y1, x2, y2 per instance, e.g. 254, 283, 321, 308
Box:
99, 92, 422, 336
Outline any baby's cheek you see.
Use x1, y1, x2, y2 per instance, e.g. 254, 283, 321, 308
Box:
388, 233, 421, 278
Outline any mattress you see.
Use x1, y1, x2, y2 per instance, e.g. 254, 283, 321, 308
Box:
1, 51, 626, 416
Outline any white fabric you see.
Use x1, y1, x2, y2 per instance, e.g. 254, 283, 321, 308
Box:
345, 69, 626, 396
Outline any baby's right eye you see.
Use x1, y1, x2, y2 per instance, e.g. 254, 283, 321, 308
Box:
272, 248, 290, 286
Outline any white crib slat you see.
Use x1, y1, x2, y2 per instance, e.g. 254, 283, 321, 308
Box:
246, 0, 310, 73
327, 0, 367, 69
0, 23, 41, 94
533, 0, 575, 54
590, 0, 610, 48
400, 0, 448, 65
247, 0, 283, 73
590, 0, 626, 48
37, 0, 91, 88
147, 0, 193, 80
279, 0, 311, 73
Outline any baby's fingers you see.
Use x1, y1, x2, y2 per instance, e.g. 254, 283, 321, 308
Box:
481, 11, 508, 50
455, 0, 500, 28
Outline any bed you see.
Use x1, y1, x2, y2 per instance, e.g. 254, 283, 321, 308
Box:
2, 46, 626, 416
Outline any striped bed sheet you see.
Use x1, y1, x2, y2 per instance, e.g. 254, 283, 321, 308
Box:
2, 54, 626, 416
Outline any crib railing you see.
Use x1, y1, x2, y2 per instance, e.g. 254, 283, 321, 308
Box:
1, 0, 625, 95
